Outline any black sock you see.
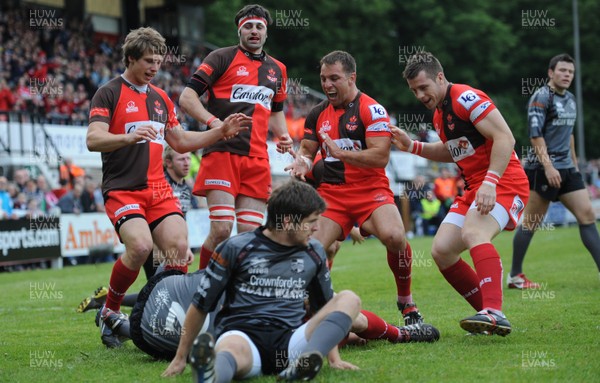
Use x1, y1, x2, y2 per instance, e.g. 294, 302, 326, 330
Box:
142, 249, 157, 280
579, 223, 600, 271
511, 226, 535, 276
121, 293, 138, 307
215, 351, 237, 383
302, 311, 353, 357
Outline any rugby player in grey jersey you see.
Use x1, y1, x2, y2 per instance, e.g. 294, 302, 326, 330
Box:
509, 53, 600, 288
163, 181, 439, 382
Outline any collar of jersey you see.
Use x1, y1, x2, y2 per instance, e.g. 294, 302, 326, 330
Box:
238, 45, 266, 61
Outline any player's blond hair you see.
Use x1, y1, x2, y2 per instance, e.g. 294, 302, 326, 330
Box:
121, 27, 166, 68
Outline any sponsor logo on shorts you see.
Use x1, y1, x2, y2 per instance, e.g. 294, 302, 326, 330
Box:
115, 204, 141, 217
510, 195, 525, 221
457, 90, 480, 111
205, 179, 231, 187
373, 193, 387, 202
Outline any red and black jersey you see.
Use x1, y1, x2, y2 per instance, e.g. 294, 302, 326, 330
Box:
188, 46, 287, 159
89, 76, 179, 196
433, 84, 523, 190
304, 92, 391, 185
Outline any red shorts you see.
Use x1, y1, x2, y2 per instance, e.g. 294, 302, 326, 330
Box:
318, 179, 395, 239
444, 175, 529, 231
104, 182, 183, 234
194, 152, 271, 200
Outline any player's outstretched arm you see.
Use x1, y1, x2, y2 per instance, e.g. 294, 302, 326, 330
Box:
162, 304, 208, 377
390, 125, 453, 163
285, 139, 320, 181
179, 87, 221, 129
166, 113, 252, 153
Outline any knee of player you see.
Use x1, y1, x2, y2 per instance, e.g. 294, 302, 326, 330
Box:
379, 229, 406, 250
575, 207, 596, 225
127, 237, 154, 259
460, 226, 485, 248
210, 223, 234, 242
335, 290, 362, 314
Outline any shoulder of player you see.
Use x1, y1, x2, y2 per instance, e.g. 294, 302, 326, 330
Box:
450, 83, 492, 111
265, 54, 286, 71
148, 83, 170, 99
206, 45, 238, 59
528, 86, 551, 107
357, 93, 389, 123
93, 77, 121, 96
307, 99, 330, 118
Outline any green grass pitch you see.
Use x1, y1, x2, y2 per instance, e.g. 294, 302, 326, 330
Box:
1, 224, 599, 382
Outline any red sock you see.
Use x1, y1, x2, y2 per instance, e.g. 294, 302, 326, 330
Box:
440, 258, 483, 311
199, 245, 213, 270
470, 243, 503, 312
356, 310, 401, 342
105, 257, 140, 312
387, 242, 412, 299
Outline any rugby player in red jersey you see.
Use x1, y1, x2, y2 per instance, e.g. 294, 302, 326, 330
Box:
392, 51, 529, 335
286, 51, 424, 326
178, 4, 293, 270
86, 27, 250, 348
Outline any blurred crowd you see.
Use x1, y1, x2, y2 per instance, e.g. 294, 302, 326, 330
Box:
0, 6, 319, 136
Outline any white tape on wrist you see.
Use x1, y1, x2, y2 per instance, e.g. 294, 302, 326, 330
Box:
300, 155, 313, 171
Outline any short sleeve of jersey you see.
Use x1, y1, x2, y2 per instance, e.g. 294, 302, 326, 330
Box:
527, 89, 549, 138
188, 49, 229, 93
303, 105, 321, 142
451, 85, 496, 126
191, 240, 235, 313
89, 86, 113, 124
359, 99, 391, 138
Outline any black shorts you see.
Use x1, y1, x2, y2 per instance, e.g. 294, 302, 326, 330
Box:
526, 167, 585, 202
218, 323, 294, 375
130, 269, 185, 360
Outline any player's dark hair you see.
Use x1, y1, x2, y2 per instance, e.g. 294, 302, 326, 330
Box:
402, 51, 444, 80
266, 180, 326, 231
234, 4, 273, 26
121, 27, 166, 68
320, 50, 356, 75
548, 53, 575, 71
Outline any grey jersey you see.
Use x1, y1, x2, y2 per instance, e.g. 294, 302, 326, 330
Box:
192, 228, 333, 334
524, 85, 577, 169
140, 270, 208, 353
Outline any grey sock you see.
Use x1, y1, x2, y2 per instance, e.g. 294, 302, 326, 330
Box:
302, 311, 352, 357
511, 226, 535, 276
579, 223, 600, 271
215, 351, 237, 383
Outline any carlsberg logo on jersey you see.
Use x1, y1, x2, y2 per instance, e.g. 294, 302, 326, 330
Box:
230, 84, 274, 110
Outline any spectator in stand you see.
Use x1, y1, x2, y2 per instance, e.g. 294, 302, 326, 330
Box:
25, 198, 45, 219
56, 183, 83, 214
35, 175, 59, 214
0, 79, 15, 120
59, 157, 86, 190
12, 192, 28, 218
433, 167, 458, 216
23, 179, 44, 208
13, 168, 31, 192
420, 192, 443, 236
0, 176, 13, 219
81, 177, 100, 213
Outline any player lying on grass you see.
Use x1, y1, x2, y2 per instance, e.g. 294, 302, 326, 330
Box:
78, 268, 439, 358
